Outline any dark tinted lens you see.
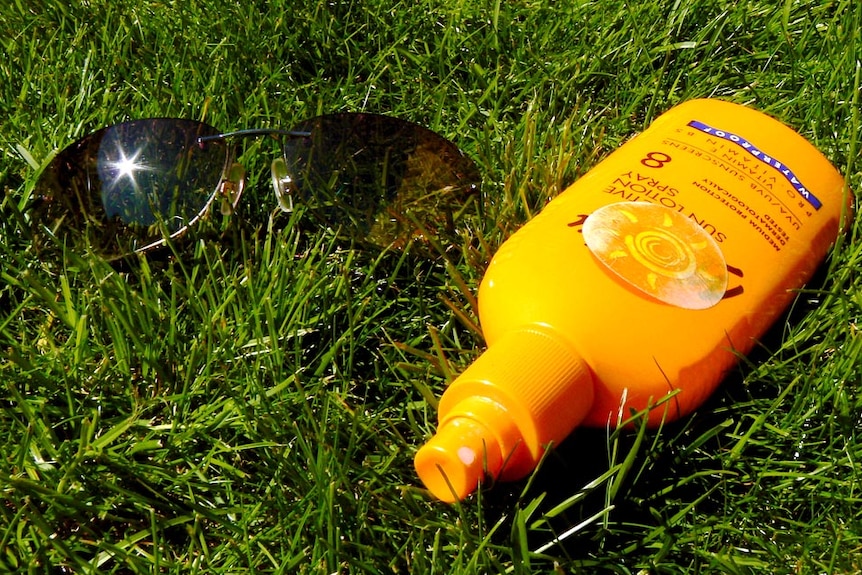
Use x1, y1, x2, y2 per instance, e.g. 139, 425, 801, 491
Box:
34, 119, 228, 255
281, 113, 481, 248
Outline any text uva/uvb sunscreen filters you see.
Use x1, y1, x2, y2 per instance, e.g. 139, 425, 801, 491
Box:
414, 99, 853, 503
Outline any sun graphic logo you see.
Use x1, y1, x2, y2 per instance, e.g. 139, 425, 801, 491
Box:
583, 201, 729, 310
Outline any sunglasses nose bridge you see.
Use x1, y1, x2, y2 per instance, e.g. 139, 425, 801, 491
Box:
218, 161, 247, 215
270, 156, 294, 212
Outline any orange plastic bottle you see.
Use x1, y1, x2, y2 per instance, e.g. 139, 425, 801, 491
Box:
414, 99, 851, 502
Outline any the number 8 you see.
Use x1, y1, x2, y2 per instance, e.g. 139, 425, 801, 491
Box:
641, 152, 672, 168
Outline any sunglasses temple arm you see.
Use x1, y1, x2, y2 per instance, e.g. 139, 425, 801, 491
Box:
197, 128, 311, 144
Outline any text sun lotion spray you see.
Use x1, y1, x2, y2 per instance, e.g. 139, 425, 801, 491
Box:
414, 99, 852, 502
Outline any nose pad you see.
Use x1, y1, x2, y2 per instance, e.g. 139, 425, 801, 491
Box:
271, 157, 294, 212
219, 162, 246, 216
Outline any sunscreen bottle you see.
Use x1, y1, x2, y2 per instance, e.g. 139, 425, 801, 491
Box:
414, 99, 851, 502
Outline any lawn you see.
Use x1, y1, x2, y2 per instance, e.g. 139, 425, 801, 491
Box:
1, 0, 861, 573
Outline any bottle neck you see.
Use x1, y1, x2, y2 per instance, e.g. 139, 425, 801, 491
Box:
415, 325, 595, 501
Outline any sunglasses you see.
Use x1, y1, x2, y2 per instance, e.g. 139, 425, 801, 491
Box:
33, 113, 481, 258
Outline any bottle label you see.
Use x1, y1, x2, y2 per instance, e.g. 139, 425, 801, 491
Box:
563, 110, 836, 311
583, 201, 728, 309
686, 120, 822, 211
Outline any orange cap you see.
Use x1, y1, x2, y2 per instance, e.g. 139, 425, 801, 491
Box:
414, 326, 594, 502
413, 396, 516, 502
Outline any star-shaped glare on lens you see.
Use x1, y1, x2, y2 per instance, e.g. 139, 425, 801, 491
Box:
105, 145, 154, 192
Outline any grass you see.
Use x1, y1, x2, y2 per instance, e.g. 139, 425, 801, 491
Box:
1, 0, 861, 573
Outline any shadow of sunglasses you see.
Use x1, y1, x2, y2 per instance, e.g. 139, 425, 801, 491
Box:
33, 112, 482, 258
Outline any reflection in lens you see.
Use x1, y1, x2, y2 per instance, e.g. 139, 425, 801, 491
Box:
34, 119, 228, 256
281, 113, 481, 248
